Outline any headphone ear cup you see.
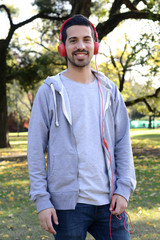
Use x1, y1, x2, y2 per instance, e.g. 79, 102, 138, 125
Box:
58, 43, 66, 57
94, 42, 99, 55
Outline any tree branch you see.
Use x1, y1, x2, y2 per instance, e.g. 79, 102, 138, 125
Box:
119, 42, 127, 68
109, 0, 124, 17
70, 0, 91, 17
5, 11, 69, 44
17, 95, 31, 112
27, 92, 34, 110
97, 10, 160, 41
14, 12, 66, 30
124, 0, 138, 11
125, 87, 160, 109
143, 99, 154, 112
0, 4, 13, 27
110, 0, 139, 18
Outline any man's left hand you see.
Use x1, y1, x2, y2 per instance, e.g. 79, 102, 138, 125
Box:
109, 194, 128, 215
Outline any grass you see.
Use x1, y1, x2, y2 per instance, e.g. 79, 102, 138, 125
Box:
128, 128, 160, 240
0, 129, 160, 240
0, 132, 28, 158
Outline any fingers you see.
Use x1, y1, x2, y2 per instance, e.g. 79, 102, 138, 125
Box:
110, 194, 128, 215
109, 195, 116, 213
38, 208, 59, 234
52, 208, 59, 225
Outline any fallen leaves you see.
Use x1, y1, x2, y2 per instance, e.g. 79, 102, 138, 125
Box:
41, 235, 50, 239
146, 221, 156, 228
3, 234, 9, 238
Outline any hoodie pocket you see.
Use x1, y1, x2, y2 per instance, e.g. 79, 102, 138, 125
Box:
47, 153, 78, 193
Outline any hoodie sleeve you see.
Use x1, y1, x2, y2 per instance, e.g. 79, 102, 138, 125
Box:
27, 84, 54, 213
113, 88, 136, 201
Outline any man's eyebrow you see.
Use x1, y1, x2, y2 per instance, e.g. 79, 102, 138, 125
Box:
84, 36, 92, 39
68, 37, 77, 41
68, 35, 92, 41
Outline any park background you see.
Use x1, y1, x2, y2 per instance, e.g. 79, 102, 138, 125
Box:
0, 0, 160, 239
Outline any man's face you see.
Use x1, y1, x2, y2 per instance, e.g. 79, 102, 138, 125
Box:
65, 25, 95, 68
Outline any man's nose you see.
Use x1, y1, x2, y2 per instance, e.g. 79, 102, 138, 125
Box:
76, 40, 85, 50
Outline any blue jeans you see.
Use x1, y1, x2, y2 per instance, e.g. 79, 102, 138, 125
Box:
52, 203, 130, 240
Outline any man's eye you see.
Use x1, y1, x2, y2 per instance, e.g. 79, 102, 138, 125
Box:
70, 40, 76, 43
85, 38, 91, 42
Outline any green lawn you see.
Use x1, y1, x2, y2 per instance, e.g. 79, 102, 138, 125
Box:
129, 129, 160, 240
0, 132, 28, 158
0, 129, 160, 240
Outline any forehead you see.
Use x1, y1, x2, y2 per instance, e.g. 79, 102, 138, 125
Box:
66, 25, 92, 39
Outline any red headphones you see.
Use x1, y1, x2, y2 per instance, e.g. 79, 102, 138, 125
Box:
58, 17, 99, 57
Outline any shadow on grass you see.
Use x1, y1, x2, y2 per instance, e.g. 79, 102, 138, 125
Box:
0, 155, 27, 162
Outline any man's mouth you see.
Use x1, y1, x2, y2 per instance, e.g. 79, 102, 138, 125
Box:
73, 51, 88, 60
75, 53, 87, 56
73, 50, 88, 56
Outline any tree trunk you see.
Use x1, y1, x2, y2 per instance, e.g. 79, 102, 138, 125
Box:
0, 40, 9, 148
148, 116, 152, 129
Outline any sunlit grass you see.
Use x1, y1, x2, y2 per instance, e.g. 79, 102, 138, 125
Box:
130, 128, 160, 147
130, 128, 160, 135
127, 208, 160, 240
0, 133, 28, 157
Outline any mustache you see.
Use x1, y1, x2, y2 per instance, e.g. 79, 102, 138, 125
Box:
72, 50, 89, 55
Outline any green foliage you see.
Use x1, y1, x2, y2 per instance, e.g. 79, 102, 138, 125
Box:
98, 28, 160, 115
128, 80, 160, 116
146, 0, 160, 13
90, 0, 110, 20
7, 45, 66, 92
7, 80, 40, 122
33, 0, 71, 16
16, 51, 65, 91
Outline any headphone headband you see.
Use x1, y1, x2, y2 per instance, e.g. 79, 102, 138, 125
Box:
89, 22, 98, 40
59, 17, 72, 40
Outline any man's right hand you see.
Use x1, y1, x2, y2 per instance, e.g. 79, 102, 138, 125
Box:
38, 207, 59, 234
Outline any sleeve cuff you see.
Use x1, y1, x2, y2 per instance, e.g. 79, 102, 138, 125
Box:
114, 184, 131, 202
36, 195, 54, 213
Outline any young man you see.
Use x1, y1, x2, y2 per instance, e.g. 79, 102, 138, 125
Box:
27, 15, 136, 240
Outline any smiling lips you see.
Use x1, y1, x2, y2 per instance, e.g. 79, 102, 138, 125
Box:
74, 51, 88, 60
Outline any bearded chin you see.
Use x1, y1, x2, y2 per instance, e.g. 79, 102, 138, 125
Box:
67, 56, 90, 68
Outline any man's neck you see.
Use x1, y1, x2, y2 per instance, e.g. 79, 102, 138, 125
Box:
63, 65, 95, 84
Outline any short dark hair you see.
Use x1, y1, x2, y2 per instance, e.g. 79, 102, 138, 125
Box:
62, 14, 95, 44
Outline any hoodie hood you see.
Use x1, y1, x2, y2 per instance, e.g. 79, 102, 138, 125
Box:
44, 70, 72, 125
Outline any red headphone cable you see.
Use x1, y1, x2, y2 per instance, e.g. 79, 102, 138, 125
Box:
95, 55, 135, 239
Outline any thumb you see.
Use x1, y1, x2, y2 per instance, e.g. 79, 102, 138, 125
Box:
109, 196, 116, 212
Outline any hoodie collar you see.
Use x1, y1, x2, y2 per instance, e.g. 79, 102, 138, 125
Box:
44, 69, 112, 91
44, 69, 112, 126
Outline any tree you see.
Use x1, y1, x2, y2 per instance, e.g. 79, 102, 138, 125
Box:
0, 5, 40, 147
0, 3, 66, 147
99, 32, 160, 115
1, 0, 160, 147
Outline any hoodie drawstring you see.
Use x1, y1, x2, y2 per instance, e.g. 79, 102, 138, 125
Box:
50, 83, 59, 127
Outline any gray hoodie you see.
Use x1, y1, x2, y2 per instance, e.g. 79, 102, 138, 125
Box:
27, 69, 136, 213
